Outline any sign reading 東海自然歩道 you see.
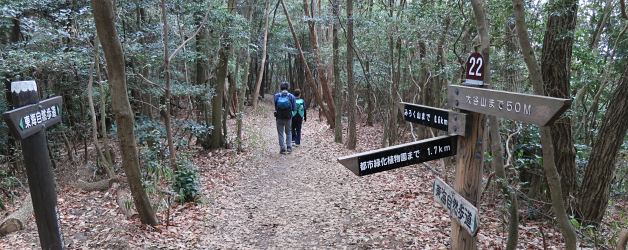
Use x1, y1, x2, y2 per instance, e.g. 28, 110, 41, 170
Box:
433, 177, 479, 236
4, 96, 63, 139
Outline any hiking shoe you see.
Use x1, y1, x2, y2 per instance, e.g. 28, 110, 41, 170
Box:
280, 149, 287, 155
287, 147, 292, 153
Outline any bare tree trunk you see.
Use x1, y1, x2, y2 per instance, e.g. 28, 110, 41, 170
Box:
332, 0, 342, 143
238, 0, 254, 152
95, 47, 113, 166
280, 0, 333, 124
88, 37, 114, 178
541, 0, 578, 206
303, 0, 336, 128
512, 0, 577, 247
160, 0, 176, 166
589, 0, 613, 51
252, 0, 271, 109
578, 65, 628, 226
346, 0, 356, 150
92, 0, 157, 226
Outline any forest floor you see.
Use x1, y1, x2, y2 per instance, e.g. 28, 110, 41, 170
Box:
1, 95, 625, 249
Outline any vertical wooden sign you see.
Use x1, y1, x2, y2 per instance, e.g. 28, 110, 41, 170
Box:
3, 81, 65, 249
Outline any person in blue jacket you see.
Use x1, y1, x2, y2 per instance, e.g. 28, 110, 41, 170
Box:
274, 82, 296, 154
291, 89, 306, 146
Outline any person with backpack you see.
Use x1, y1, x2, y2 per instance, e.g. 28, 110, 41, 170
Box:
274, 82, 296, 154
291, 89, 306, 146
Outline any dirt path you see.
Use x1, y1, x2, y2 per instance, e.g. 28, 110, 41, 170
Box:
198, 97, 449, 248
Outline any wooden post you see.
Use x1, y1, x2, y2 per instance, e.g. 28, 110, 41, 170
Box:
9, 81, 65, 249
451, 91, 486, 249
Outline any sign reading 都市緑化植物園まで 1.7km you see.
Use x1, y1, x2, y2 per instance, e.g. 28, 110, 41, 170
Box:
337, 135, 457, 176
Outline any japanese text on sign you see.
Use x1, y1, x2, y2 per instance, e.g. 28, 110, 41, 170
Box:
433, 177, 479, 235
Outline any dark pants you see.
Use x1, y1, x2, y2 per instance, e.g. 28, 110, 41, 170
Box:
291, 116, 303, 145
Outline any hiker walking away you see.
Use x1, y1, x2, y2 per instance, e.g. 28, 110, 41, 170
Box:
274, 82, 296, 154
291, 89, 306, 146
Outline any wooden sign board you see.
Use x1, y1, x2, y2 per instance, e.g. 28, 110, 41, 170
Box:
3, 96, 63, 139
402, 102, 468, 136
447, 85, 571, 126
433, 177, 479, 236
338, 135, 457, 176
464, 52, 485, 85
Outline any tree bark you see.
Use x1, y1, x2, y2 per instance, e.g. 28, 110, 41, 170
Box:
346, 0, 357, 150
540, 0, 578, 205
252, 0, 271, 109
0, 194, 32, 236
577, 65, 628, 226
92, 0, 157, 226
332, 0, 342, 143
238, 0, 254, 152
512, 0, 578, 247
160, 0, 177, 166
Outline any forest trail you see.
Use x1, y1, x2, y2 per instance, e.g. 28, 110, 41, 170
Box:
201, 96, 362, 247
198, 95, 444, 248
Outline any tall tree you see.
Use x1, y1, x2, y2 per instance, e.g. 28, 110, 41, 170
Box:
346, 0, 356, 150
303, 0, 336, 128
252, 0, 271, 109
578, 65, 628, 226
332, 0, 343, 143
92, 0, 158, 226
540, 0, 579, 205
512, 0, 578, 247
211, 0, 237, 149
161, 0, 177, 166
280, 0, 334, 125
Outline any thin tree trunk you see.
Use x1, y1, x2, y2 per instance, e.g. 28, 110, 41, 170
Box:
252, 0, 271, 109
160, 0, 176, 166
512, 0, 577, 247
280, 0, 333, 124
92, 0, 157, 226
238, 0, 254, 152
346, 0, 356, 150
332, 0, 342, 143
303, 0, 336, 128
95, 45, 113, 166
88, 37, 114, 178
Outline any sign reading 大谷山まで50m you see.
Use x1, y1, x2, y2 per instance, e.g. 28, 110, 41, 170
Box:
4, 96, 63, 139
448, 85, 571, 126
337, 135, 457, 176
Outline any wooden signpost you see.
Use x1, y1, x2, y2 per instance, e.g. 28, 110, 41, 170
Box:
337, 52, 571, 249
3, 81, 65, 249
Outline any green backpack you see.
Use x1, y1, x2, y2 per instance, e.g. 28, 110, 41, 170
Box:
292, 99, 305, 118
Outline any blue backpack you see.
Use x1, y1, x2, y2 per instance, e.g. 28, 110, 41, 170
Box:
276, 93, 292, 119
